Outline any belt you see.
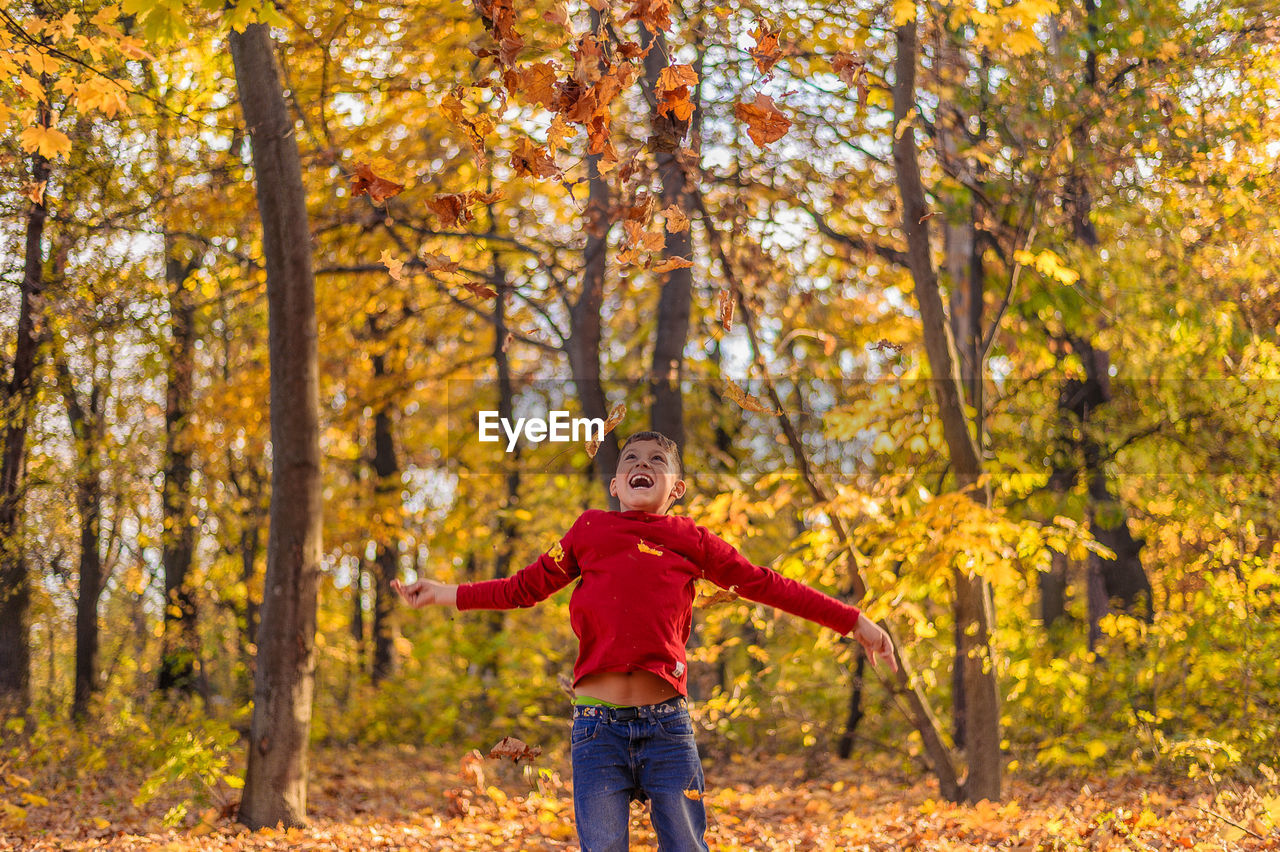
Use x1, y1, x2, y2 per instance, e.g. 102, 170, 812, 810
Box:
572, 696, 687, 722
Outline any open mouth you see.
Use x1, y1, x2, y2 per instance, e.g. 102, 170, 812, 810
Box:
628, 473, 655, 489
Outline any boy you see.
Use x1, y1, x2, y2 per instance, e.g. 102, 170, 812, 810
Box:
393, 430, 896, 851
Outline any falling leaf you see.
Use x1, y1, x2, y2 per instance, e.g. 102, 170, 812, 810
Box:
684, 789, 704, 800
832, 52, 869, 105
510, 136, 561, 179
626, 192, 657, 223
918, 210, 937, 224
542, 1, 569, 29
894, 106, 919, 140
663, 203, 690, 233
515, 61, 559, 110
656, 64, 698, 123
717, 290, 734, 331
637, 541, 663, 556
697, 584, 740, 606
624, 0, 673, 33
617, 40, 652, 60
749, 20, 782, 75
734, 94, 791, 147
18, 124, 72, 160
547, 113, 575, 150
379, 249, 406, 282
350, 162, 405, 205
586, 403, 626, 458
421, 251, 462, 274
426, 191, 496, 227
475, 0, 523, 66
22, 181, 46, 205
652, 256, 693, 274
488, 736, 543, 763
723, 377, 779, 415
571, 34, 605, 86
463, 279, 499, 299
502, 332, 514, 352
871, 338, 904, 353
623, 219, 665, 252
892, 0, 916, 27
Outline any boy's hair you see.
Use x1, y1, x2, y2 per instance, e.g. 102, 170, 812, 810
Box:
619, 431, 682, 478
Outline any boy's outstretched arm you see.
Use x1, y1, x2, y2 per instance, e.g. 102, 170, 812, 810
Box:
851, 616, 898, 672
391, 578, 458, 609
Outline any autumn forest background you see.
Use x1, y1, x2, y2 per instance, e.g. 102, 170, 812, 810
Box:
1, 0, 1278, 848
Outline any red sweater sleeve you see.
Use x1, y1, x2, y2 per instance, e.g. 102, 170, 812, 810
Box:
455, 519, 581, 610
697, 526, 860, 634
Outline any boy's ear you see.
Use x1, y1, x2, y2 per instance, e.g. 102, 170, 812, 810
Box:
608, 476, 618, 497
670, 479, 686, 500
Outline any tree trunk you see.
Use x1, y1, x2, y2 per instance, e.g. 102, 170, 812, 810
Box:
231, 22, 323, 830
0, 136, 50, 720
568, 6, 621, 504
892, 20, 1001, 803
370, 353, 399, 684
487, 261, 517, 670
639, 27, 695, 450
55, 353, 107, 721
158, 240, 203, 694
1040, 551, 1068, 627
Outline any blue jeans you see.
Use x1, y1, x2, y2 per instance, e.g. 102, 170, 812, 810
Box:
570, 697, 708, 852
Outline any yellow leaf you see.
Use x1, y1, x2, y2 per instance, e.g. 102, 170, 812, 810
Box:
20, 792, 49, 807
892, 0, 915, 26
5, 774, 31, 788
894, 107, 918, 140
0, 801, 26, 826
92, 817, 111, 830
379, 249, 406, 282
19, 124, 72, 159
486, 785, 509, 807
1128, 29, 1145, 45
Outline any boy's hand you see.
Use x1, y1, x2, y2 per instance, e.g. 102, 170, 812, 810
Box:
391, 578, 458, 609
852, 616, 898, 673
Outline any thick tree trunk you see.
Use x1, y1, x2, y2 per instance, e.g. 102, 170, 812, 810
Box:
569, 149, 621, 504
0, 141, 50, 719
231, 22, 323, 830
639, 28, 695, 450
158, 241, 203, 694
892, 20, 1002, 803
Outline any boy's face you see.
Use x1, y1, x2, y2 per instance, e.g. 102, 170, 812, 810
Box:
610, 439, 685, 513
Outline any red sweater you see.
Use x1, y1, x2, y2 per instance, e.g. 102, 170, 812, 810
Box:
455, 509, 861, 696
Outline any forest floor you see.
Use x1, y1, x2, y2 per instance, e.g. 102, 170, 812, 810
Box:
5, 740, 1279, 851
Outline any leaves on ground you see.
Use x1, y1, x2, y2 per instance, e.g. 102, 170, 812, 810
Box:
7, 747, 1277, 850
